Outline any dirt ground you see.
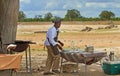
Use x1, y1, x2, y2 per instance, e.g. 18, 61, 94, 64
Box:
11, 22, 120, 76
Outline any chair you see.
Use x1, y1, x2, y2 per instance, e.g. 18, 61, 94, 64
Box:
0, 54, 23, 76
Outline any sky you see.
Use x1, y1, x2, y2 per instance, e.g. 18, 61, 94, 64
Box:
20, 0, 120, 18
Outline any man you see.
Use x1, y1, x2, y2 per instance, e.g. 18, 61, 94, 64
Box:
44, 19, 64, 75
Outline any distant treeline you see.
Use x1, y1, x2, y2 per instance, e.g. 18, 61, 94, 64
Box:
19, 9, 120, 22
19, 17, 120, 22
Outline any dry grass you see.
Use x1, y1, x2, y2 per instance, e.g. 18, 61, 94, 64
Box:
16, 22, 120, 50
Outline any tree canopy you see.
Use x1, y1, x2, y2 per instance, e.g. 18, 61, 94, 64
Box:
44, 12, 53, 21
64, 9, 81, 21
18, 11, 26, 22
99, 10, 115, 20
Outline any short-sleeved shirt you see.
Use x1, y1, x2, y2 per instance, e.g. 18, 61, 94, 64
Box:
45, 26, 59, 46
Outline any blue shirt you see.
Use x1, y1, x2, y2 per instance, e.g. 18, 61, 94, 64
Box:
45, 26, 59, 46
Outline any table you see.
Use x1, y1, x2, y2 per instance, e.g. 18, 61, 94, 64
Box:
60, 50, 107, 76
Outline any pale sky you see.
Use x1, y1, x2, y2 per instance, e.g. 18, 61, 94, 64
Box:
20, 0, 120, 18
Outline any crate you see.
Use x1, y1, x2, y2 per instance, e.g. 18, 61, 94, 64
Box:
102, 61, 120, 75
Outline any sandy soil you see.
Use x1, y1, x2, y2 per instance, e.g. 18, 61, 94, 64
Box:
12, 22, 120, 76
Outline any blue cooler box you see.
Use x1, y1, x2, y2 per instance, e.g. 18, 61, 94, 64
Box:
102, 61, 120, 75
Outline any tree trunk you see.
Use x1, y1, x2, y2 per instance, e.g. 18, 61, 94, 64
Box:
0, 0, 19, 53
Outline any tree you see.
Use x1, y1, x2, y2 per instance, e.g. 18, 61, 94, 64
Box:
64, 9, 81, 21
34, 15, 42, 19
0, 0, 19, 54
44, 12, 53, 21
51, 16, 62, 21
99, 10, 115, 20
18, 11, 26, 22
34, 15, 42, 21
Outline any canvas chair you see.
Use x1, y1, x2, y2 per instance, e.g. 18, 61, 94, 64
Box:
0, 45, 21, 76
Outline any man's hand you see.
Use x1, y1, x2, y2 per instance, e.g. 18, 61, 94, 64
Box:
58, 40, 64, 46
57, 44, 63, 50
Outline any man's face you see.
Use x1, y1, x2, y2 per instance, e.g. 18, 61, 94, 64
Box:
55, 22, 61, 28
